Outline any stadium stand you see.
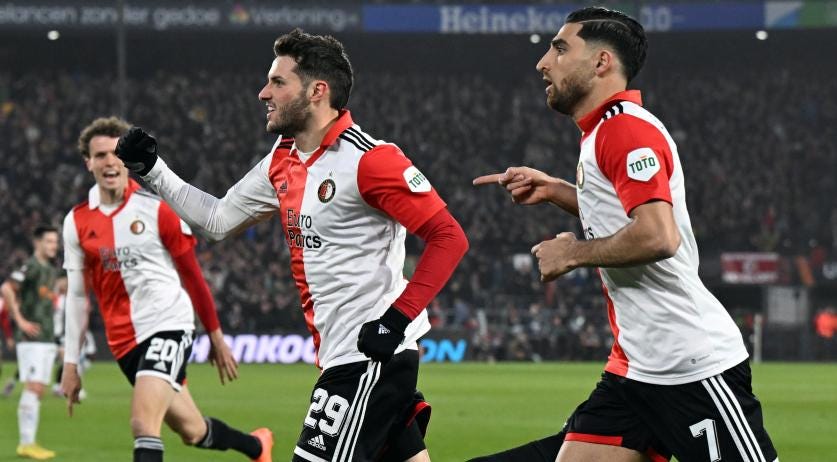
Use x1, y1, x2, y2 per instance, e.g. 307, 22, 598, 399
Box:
2, 30, 835, 361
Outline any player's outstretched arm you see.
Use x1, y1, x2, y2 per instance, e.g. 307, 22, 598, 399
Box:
473, 166, 579, 216
531, 201, 680, 281
116, 127, 278, 242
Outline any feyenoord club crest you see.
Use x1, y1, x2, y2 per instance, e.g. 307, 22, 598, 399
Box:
130, 219, 145, 235
576, 161, 585, 189
318, 179, 336, 203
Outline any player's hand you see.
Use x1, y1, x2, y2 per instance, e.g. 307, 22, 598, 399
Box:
532, 232, 580, 282
5, 337, 14, 350
208, 329, 238, 385
357, 306, 411, 363
116, 126, 158, 176
17, 318, 41, 338
60, 363, 83, 417
473, 166, 557, 205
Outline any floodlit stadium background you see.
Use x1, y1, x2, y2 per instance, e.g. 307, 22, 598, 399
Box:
1, 1, 836, 460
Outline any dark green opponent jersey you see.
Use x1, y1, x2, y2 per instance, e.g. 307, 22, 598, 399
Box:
10, 256, 62, 343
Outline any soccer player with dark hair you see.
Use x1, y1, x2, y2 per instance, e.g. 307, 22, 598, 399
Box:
116, 28, 468, 462
60, 116, 273, 462
472, 7, 777, 462
1, 225, 63, 459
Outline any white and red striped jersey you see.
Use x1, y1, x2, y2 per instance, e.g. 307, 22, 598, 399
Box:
576, 90, 748, 385
160, 111, 445, 369
62, 180, 195, 359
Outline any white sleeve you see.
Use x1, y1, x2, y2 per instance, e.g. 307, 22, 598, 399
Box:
63, 269, 88, 365
142, 154, 279, 242
63, 211, 85, 270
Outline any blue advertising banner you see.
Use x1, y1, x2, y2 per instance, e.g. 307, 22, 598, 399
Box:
639, 3, 764, 31
364, 3, 766, 34
363, 4, 582, 33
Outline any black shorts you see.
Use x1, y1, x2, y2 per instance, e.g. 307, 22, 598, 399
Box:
292, 350, 430, 462
117, 330, 193, 392
565, 360, 777, 462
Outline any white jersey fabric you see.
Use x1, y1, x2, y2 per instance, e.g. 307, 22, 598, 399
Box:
576, 90, 748, 385
144, 110, 446, 369
63, 180, 195, 359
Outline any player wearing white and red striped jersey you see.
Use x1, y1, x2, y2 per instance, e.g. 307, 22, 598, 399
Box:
116, 29, 469, 462
60, 117, 273, 462
472, 7, 776, 462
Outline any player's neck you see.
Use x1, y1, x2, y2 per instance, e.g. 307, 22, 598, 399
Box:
571, 82, 628, 128
99, 184, 126, 206
295, 108, 340, 153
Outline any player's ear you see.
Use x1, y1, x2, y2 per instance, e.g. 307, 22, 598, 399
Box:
84, 156, 94, 172
309, 80, 329, 103
594, 49, 614, 76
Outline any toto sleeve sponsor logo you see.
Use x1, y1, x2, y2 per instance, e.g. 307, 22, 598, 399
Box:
403, 165, 432, 193
625, 147, 660, 182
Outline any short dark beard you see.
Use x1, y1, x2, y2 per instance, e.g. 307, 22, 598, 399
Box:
547, 66, 595, 115
266, 89, 311, 136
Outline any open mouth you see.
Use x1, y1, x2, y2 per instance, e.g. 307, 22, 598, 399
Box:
103, 171, 119, 179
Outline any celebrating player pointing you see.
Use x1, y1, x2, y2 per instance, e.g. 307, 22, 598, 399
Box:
61, 117, 272, 462
473, 7, 777, 462
116, 29, 468, 462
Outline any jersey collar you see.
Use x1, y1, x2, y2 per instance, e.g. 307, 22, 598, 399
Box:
321, 109, 354, 148
297, 109, 354, 167
577, 90, 643, 134
88, 178, 141, 210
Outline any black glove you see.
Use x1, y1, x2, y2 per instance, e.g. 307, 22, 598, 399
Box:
357, 306, 411, 363
116, 126, 158, 176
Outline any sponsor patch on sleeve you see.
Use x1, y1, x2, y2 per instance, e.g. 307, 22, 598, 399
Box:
180, 219, 193, 236
403, 166, 432, 193
625, 148, 661, 182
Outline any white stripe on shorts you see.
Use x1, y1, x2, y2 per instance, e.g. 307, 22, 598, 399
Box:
332, 361, 381, 462
712, 376, 767, 462
295, 445, 329, 462
345, 362, 382, 461
702, 376, 758, 462
331, 363, 374, 461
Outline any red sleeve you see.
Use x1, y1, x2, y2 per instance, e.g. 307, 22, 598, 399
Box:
357, 145, 447, 233
158, 201, 196, 258
595, 114, 674, 216
172, 251, 221, 333
0, 307, 11, 339
392, 208, 469, 319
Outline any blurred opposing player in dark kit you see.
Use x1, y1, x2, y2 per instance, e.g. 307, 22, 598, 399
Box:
60, 117, 273, 462
1, 225, 63, 459
116, 29, 468, 461
472, 7, 777, 462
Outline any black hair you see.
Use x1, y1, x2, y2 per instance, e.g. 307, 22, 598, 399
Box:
273, 28, 354, 110
33, 224, 59, 240
566, 7, 647, 83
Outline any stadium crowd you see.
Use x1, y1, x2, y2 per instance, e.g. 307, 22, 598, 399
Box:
1, 47, 835, 360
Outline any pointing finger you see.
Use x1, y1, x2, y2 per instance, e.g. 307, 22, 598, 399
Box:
472, 173, 504, 186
